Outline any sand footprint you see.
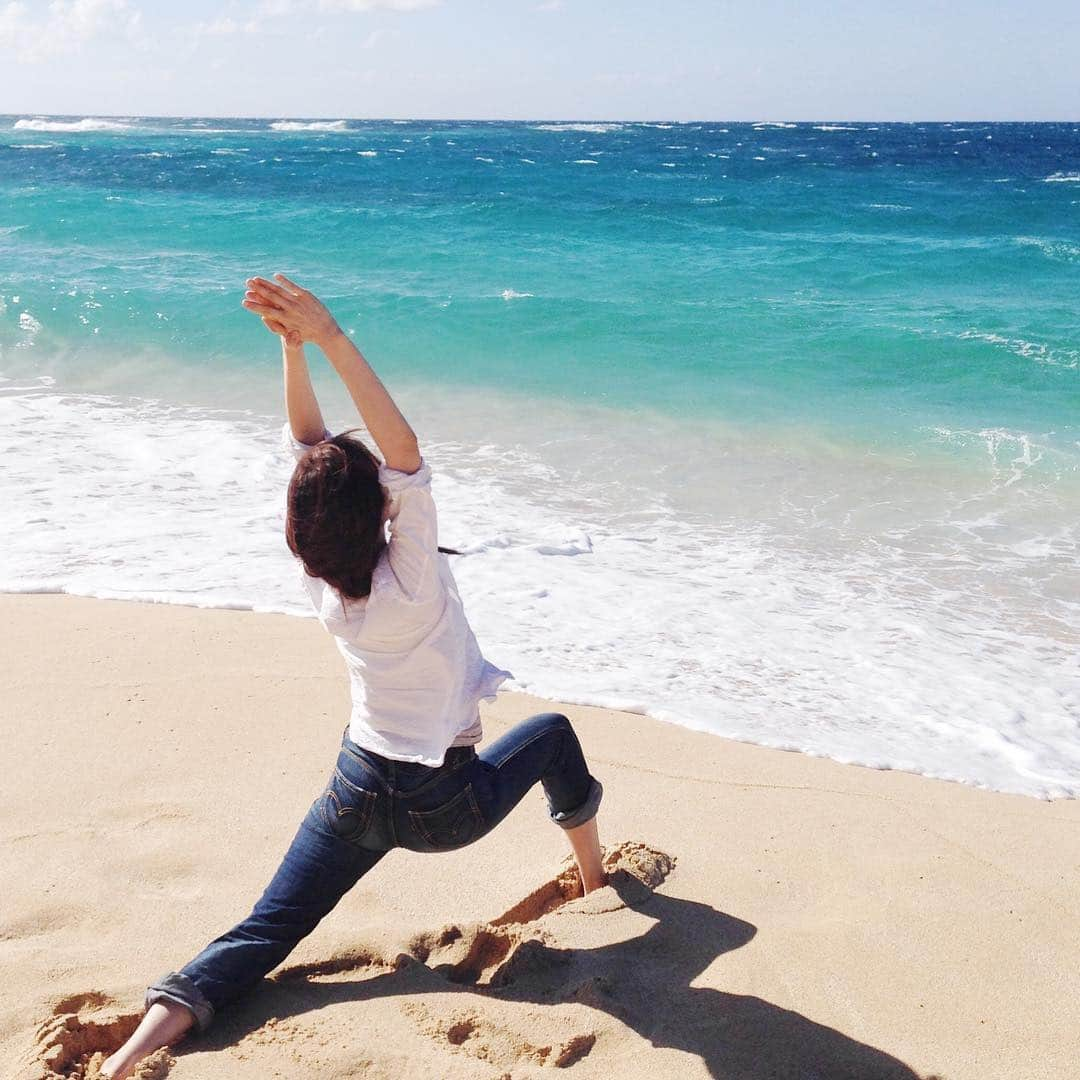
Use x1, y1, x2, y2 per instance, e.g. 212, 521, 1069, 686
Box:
25, 992, 173, 1080
401, 842, 673, 1067
408, 841, 673, 987
403, 1001, 597, 1070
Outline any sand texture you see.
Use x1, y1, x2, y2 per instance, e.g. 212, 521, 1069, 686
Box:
1, 594, 1078, 1079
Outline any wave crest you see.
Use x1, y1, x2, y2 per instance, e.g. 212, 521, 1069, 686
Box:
531, 123, 623, 133
269, 119, 349, 132
13, 117, 133, 132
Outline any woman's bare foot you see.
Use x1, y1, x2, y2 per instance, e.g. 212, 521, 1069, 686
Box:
99, 1000, 194, 1079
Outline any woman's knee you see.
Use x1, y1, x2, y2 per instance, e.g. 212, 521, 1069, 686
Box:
528, 710, 569, 724
527, 711, 573, 738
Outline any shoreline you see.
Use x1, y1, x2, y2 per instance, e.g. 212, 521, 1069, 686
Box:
2, 593, 1079, 1079
0, 573, 1073, 800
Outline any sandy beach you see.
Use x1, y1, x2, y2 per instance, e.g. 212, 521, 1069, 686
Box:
1, 592, 1077, 1079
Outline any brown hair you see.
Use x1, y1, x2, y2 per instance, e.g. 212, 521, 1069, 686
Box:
285, 429, 387, 603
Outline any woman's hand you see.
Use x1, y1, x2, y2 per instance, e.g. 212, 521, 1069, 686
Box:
260, 314, 304, 349
242, 274, 342, 348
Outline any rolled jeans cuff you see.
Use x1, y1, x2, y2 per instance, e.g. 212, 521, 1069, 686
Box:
145, 971, 215, 1035
551, 777, 603, 830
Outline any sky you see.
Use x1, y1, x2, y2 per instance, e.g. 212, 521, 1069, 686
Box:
0, 0, 1078, 121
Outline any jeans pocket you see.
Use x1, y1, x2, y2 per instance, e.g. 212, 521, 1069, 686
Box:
321, 767, 378, 844
407, 783, 485, 851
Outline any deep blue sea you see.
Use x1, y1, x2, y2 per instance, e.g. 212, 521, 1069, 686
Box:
2, 115, 1078, 795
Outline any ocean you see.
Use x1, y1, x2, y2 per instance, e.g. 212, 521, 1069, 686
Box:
2, 115, 1078, 797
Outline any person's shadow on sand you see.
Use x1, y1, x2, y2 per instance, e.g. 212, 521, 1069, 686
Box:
193, 867, 936, 1079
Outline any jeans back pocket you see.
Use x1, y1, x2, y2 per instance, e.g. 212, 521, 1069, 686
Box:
321, 767, 378, 844
407, 782, 485, 851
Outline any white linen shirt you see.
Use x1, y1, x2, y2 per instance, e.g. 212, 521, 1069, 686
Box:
283, 423, 512, 766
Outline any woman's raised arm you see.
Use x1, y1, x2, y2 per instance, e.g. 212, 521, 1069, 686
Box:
247, 296, 326, 445
281, 338, 327, 446
244, 275, 422, 474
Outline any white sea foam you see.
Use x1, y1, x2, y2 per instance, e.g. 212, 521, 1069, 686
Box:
531, 123, 623, 133
753, 121, 797, 129
10, 142, 59, 150
475, 156, 494, 163
270, 119, 350, 132
572, 159, 598, 165
814, 124, 858, 131
177, 126, 249, 135
1015, 235, 1080, 263
13, 117, 133, 132
957, 328, 1079, 369
18, 312, 42, 333
500, 289, 534, 300
210, 147, 250, 155
1043, 173, 1080, 182
357, 150, 378, 157
2, 376, 1078, 797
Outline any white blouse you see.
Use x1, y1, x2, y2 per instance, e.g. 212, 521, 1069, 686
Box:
283, 423, 512, 766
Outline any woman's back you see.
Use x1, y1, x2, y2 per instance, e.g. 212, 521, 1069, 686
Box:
284, 423, 511, 766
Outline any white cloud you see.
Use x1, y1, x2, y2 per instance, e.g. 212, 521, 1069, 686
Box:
0, 3, 30, 48
360, 26, 399, 48
317, 0, 441, 11
193, 15, 261, 36
0, 0, 141, 62
259, 0, 293, 13
190, 0, 438, 39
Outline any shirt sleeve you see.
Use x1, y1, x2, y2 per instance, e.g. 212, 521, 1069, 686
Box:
379, 458, 442, 603
281, 421, 332, 462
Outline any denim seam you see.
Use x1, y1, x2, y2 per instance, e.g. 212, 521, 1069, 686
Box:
333, 767, 378, 798
338, 746, 392, 794
145, 972, 214, 1034
322, 787, 376, 841
552, 777, 603, 830
391, 756, 469, 799
407, 783, 484, 847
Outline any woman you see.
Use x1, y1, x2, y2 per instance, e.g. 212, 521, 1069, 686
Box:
100, 275, 607, 1080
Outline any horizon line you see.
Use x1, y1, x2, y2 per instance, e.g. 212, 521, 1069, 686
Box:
3, 112, 1079, 125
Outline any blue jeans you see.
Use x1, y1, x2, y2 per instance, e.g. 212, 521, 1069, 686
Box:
145, 711, 602, 1033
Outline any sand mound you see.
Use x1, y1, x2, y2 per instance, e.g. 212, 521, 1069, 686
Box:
17, 843, 675, 1078
407, 842, 674, 988
18, 992, 173, 1080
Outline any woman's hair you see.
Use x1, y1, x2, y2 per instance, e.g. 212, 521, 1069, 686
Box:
286, 428, 387, 603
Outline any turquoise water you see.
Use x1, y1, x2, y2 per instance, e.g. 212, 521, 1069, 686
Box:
3, 117, 1078, 452
2, 116, 1078, 795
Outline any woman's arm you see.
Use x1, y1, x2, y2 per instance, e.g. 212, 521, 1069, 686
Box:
243, 275, 422, 474
250, 302, 326, 445
317, 330, 422, 474
282, 338, 327, 446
